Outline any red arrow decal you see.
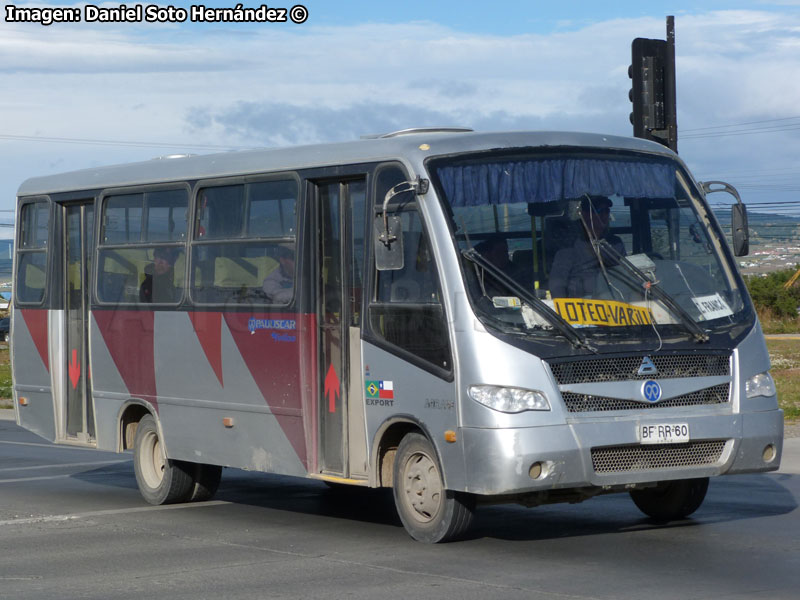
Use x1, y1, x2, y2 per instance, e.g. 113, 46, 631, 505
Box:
324, 363, 340, 413
68, 349, 81, 390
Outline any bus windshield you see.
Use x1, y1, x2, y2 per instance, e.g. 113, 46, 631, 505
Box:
429, 150, 748, 341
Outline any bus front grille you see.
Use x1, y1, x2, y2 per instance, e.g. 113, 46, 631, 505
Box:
548, 354, 730, 385
591, 440, 727, 474
562, 383, 730, 413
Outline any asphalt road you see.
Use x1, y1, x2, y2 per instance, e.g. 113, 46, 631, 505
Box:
1, 414, 799, 600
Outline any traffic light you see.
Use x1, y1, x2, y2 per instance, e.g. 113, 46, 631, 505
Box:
628, 18, 677, 152
629, 38, 666, 137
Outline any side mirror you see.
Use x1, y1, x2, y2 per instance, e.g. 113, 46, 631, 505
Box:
731, 202, 749, 257
700, 180, 749, 257
373, 177, 428, 271
374, 214, 403, 270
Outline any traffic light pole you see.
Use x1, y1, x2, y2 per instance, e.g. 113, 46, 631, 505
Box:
664, 16, 678, 153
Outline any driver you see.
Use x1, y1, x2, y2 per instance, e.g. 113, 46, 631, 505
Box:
549, 196, 625, 299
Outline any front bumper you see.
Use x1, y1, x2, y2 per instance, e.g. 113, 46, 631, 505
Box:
460, 409, 783, 496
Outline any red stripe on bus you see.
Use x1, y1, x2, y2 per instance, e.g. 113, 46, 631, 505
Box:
19, 309, 49, 372
224, 312, 309, 467
93, 310, 157, 409
188, 311, 223, 387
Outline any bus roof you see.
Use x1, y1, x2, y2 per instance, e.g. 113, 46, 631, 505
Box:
16, 130, 675, 197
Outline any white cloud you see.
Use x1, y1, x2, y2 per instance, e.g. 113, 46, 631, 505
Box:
2, 6, 800, 211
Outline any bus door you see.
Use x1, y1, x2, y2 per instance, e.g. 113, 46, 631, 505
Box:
314, 179, 368, 478
62, 202, 95, 443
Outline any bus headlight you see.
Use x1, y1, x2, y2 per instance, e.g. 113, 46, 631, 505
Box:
745, 372, 776, 398
468, 385, 551, 413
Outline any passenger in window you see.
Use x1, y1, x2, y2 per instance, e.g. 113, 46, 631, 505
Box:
549, 196, 626, 299
262, 244, 295, 304
140, 247, 179, 303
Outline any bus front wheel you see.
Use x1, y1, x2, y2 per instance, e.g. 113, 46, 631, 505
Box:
392, 432, 474, 543
630, 477, 709, 521
133, 414, 194, 505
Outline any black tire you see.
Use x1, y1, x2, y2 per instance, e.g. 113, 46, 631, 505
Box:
392, 432, 475, 543
630, 477, 709, 521
187, 464, 222, 502
133, 414, 194, 505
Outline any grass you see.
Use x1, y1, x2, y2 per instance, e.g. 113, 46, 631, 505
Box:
0, 346, 10, 409
766, 339, 800, 421
757, 307, 800, 335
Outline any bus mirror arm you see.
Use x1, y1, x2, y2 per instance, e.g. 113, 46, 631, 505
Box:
379, 177, 429, 240
374, 177, 429, 271
700, 180, 749, 257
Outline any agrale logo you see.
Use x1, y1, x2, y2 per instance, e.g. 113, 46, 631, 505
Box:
637, 356, 659, 376
641, 380, 662, 403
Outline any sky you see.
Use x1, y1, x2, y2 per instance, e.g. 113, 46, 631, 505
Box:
2, 0, 800, 237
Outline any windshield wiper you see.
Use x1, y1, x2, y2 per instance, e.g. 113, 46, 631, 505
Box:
594, 239, 710, 343
461, 248, 594, 351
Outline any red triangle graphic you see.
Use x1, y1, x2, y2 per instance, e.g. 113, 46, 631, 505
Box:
93, 310, 157, 407
19, 309, 49, 372
224, 312, 307, 467
188, 311, 223, 387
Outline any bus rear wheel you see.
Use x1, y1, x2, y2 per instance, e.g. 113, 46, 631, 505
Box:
133, 414, 194, 505
187, 464, 223, 502
392, 432, 474, 543
630, 477, 709, 521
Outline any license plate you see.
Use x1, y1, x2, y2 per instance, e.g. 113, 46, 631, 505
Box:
639, 423, 690, 444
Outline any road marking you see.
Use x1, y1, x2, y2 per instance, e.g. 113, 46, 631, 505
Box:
0, 474, 74, 483
0, 501, 231, 526
0, 440, 87, 449
0, 459, 129, 473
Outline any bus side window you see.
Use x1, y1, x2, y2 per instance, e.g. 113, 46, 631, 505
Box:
97, 189, 188, 305
16, 200, 50, 305
190, 179, 298, 306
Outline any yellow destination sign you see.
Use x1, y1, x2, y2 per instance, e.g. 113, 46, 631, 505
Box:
552, 298, 653, 327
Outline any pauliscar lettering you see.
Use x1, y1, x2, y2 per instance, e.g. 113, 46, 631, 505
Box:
270, 332, 296, 343
5, 5, 81, 25
248, 318, 297, 333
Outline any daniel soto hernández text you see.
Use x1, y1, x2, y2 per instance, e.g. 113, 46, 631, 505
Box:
4, 4, 309, 25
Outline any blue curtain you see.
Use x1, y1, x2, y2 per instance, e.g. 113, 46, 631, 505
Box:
437, 159, 675, 207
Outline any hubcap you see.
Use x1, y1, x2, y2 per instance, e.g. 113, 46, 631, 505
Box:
402, 451, 442, 522
140, 430, 165, 490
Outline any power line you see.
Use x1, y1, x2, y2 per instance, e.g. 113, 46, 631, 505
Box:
681, 115, 800, 133
682, 124, 800, 140
680, 115, 800, 141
